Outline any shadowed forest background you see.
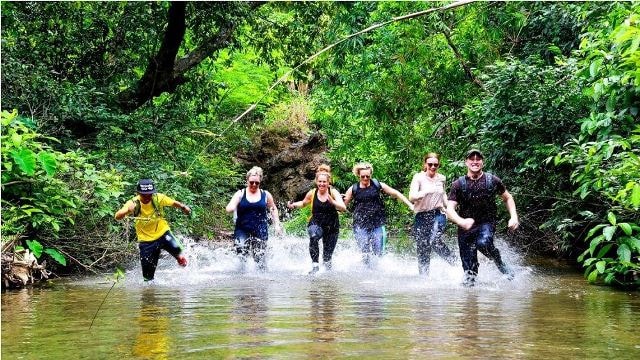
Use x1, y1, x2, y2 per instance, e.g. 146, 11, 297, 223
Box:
1, 1, 638, 288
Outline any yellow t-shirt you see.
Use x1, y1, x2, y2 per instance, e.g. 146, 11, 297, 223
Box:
122, 193, 175, 242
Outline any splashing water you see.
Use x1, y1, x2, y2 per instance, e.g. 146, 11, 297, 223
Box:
121, 232, 536, 291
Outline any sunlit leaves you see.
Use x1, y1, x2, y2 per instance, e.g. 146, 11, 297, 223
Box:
10, 148, 37, 176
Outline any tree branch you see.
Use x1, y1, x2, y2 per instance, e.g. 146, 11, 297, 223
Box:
118, 2, 187, 112
441, 27, 483, 89
118, 2, 266, 113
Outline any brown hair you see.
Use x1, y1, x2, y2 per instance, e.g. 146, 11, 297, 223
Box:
422, 152, 441, 171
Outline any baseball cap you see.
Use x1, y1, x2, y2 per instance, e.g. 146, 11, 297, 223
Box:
136, 179, 157, 194
466, 149, 484, 159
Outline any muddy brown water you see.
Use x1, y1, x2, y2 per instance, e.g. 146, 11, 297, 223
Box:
2, 235, 639, 359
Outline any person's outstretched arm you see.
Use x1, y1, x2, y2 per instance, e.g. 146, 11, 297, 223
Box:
115, 201, 135, 220
287, 190, 313, 210
381, 183, 414, 211
172, 200, 191, 215
445, 200, 474, 230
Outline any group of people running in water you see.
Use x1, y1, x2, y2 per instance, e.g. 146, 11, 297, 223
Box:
116, 149, 519, 287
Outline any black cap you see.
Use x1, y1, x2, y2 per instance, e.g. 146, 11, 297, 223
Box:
466, 149, 484, 159
136, 179, 156, 194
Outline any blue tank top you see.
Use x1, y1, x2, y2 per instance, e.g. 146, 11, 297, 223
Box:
236, 189, 268, 233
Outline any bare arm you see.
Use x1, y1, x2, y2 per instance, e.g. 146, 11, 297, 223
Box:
172, 200, 191, 215
225, 190, 242, 213
343, 186, 354, 207
381, 182, 414, 210
266, 191, 283, 234
501, 190, 519, 230
446, 200, 474, 230
114, 201, 135, 220
328, 187, 347, 212
287, 190, 313, 210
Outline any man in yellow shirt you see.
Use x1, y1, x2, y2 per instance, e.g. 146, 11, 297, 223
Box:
115, 179, 191, 281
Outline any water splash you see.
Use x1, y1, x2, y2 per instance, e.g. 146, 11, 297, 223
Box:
122, 233, 536, 291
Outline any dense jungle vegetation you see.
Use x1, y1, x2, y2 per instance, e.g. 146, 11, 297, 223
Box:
1, 1, 638, 288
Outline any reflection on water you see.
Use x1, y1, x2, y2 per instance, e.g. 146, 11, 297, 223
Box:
132, 289, 171, 360
2, 234, 640, 359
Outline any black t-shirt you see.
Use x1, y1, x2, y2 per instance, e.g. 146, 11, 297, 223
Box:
448, 173, 506, 224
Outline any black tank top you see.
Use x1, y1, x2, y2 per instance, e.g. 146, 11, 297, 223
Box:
352, 183, 385, 229
310, 190, 339, 229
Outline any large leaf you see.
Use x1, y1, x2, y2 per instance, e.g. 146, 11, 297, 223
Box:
596, 243, 614, 258
595, 260, 606, 274
617, 244, 631, 262
607, 212, 617, 226
618, 222, 632, 236
603, 226, 616, 241
10, 148, 36, 176
44, 248, 66, 266
37, 151, 58, 177
26, 239, 43, 258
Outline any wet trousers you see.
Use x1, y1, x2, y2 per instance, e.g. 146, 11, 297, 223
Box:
457, 222, 510, 283
354, 225, 385, 265
308, 223, 339, 267
413, 210, 455, 274
138, 231, 183, 281
234, 227, 268, 270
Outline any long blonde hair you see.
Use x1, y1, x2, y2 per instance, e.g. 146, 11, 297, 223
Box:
352, 162, 373, 177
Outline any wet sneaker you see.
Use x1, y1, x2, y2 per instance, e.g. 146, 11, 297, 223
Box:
177, 255, 188, 267
308, 265, 319, 275
462, 272, 476, 287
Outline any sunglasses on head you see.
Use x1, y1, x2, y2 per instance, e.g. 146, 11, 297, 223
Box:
427, 162, 439, 168
249, 181, 260, 186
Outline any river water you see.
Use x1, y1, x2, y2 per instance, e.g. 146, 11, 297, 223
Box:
2, 234, 639, 359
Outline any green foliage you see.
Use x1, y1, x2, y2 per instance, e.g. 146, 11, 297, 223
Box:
24, 239, 66, 266
556, 4, 640, 287
1, 110, 126, 271
263, 96, 311, 137
578, 213, 640, 287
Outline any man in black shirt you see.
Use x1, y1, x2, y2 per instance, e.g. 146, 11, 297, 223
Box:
446, 149, 520, 286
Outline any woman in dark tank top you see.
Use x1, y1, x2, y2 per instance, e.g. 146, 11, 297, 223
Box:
226, 166, 282, 271
287, 164, 346, 274
343, 162, 414, 267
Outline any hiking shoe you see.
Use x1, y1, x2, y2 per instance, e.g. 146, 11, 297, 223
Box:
177, 255, 188, 267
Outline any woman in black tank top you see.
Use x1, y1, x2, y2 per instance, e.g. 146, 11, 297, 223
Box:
287, 164, 346, 274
